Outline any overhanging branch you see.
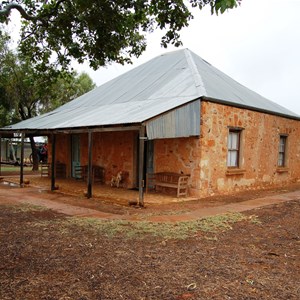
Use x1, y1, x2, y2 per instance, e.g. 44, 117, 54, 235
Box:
0, 0, 66, 21
0, 2, 38, 21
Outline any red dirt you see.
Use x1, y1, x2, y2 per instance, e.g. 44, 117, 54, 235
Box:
2, 174, 300, 217
0, 181, 300, 299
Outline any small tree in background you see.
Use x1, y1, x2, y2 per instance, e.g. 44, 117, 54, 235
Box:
0, 32, 96, 169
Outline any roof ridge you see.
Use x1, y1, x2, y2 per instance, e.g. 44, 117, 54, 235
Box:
184, 49, 206, 97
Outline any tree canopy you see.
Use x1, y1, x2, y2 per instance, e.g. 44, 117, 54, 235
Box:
0, 31, 96, 169
0, 32, 96, 127
0, 0, 241, 70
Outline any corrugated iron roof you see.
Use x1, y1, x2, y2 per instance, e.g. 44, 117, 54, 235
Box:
3, 49, 299, 131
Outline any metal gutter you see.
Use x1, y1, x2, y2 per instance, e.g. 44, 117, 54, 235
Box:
0, 124, 142, 136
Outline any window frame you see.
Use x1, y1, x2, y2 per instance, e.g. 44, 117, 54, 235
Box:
227, 128, 242, 168
278, 135, 288, 167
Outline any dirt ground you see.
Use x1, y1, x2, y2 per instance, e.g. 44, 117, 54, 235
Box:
2, 172, 300, 216
0, 183, 300, 299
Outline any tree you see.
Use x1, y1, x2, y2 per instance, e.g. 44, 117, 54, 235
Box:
0, 32, 96, 169
0, 45, 95, 124
45, 72, 96, 111
0, 0, 241, 70
0, 31, 11, 127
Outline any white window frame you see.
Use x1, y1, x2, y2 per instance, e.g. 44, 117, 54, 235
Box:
278, 135, 287, 167
227, 129, 242, 168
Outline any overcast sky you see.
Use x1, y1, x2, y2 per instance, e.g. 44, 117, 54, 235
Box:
72, 0, 300, 116
7, 0, 300, 116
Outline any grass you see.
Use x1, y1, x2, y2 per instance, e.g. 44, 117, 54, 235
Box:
4, 203, 48, 212
0, 165, 33, 172
65, 212, 249, 239
3, 203, 259, 240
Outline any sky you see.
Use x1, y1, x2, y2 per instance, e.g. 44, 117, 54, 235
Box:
73, 0, 300, 116
7, 0, 300, 116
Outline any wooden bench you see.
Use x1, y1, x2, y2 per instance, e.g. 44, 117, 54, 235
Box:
146, 172, 189, 197
75, 165, 105, 183
41, 164, 49, 177
41, 163, 66, 178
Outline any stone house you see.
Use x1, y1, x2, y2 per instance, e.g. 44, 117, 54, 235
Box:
1, 49, 300, 205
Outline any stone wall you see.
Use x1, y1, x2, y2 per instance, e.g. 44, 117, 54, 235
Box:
81, 131, 137, 187
154, 137, 201, 197
153, 101, 300, 198
198, 101, 300, 197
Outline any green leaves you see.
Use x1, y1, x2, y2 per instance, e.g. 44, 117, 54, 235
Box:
213, 0, 241, 15
189, 0, 241, 14
0, 0, 241, 69
0, 31, 95, 126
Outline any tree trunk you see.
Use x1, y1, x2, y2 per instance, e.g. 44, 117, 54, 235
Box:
29, 136, 39, 171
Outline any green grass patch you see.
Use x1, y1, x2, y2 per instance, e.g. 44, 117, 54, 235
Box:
3, 204, 259, 240
0, 165, 32, 172
65, 212, 249, 240
6, 203, 48, 213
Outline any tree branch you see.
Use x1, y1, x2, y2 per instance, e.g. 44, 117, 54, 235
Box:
0, 2, 38, 21
0, 0, 66, 21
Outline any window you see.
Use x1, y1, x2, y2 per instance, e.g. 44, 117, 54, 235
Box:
227, 129, 241, 168
278, 135, 287, 167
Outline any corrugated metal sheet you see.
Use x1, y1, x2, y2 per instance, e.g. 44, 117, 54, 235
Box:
146, 100, 200, 139
2, 49, 299, 134
5, 97, 199, 130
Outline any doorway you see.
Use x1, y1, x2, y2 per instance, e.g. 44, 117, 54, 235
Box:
145, 139, 154, 177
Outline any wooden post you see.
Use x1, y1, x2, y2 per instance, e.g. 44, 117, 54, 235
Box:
20, 133, 25, 186
138, 126, 146, 207
51, 134, 56, 191
87, 130, 93, 198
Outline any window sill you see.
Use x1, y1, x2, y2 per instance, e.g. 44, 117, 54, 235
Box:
226, 168, 246, 176
276, 167, 289, 173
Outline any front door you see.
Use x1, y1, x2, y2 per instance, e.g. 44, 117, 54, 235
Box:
71, 135, 80, 177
